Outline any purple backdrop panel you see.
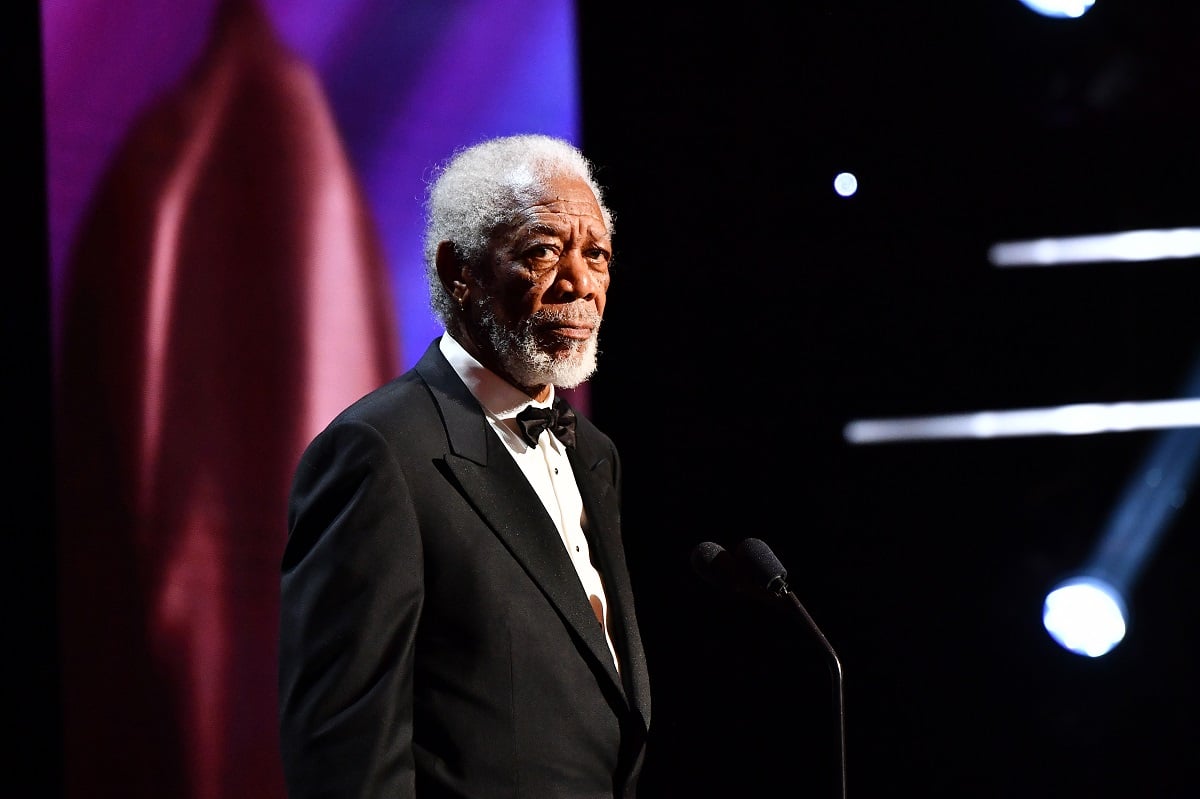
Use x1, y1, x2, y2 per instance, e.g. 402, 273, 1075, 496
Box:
41, 2, 580, 797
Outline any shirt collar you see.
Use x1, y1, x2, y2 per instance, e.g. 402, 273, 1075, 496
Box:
439, 332, 555, 420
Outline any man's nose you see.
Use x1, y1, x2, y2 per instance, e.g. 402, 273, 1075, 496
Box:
555, 251, 598, 299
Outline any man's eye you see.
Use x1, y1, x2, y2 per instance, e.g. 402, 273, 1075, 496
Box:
586, 248, 611, 265
526, 244, 558, 261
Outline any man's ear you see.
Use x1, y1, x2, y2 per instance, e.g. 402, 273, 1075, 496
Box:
435, 241, 469, 304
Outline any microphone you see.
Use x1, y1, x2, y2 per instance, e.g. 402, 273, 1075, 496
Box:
732, 536, 790, 597
689, 540, 734, 588
689, 540, 780, 603
700, 538, 848, 799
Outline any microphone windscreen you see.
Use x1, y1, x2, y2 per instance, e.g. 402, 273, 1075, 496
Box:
691, 540, 782, 602
734, 537, 788, 589
690, 541, 734, 589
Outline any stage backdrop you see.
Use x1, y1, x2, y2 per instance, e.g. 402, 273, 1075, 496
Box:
43, 1, 580, 796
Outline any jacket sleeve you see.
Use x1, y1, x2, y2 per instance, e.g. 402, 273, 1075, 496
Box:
279, 418, 422, 798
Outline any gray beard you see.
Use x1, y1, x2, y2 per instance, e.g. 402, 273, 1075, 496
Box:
478, 305, 600, 390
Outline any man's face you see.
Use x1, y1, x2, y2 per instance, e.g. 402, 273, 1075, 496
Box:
467, 173, 612, 393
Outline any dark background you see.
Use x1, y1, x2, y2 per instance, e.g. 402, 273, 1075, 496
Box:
578, 2, 1200, 797
12, 0, 60, 794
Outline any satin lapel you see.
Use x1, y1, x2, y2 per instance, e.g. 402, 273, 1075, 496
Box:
572, 441, 652, 728
445, 442, 623, 688
416, 344, 624, 694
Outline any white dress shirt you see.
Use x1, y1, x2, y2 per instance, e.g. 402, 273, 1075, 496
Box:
439, 334, 620, 673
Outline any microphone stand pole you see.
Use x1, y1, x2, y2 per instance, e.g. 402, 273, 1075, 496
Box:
783, 589, 846, 799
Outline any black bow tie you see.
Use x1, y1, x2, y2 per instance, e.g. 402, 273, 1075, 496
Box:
515, 398, 577, 449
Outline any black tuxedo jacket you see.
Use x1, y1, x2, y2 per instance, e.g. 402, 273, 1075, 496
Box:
279, 338, 651, 798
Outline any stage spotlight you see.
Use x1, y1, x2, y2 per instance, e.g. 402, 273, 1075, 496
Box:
1043, 576, 1126, 657
1046, 424, 1200, 656
833, 172, 858, 198
1016, 0, 1095, 19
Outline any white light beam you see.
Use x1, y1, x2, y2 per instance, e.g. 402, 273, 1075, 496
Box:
844, 399, 1200, 445
989, 227, 1200, 267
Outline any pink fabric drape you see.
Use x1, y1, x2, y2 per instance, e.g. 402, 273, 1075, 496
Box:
53, 1, 399, 796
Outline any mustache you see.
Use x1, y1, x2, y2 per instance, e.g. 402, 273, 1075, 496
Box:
531, 305, 602, 326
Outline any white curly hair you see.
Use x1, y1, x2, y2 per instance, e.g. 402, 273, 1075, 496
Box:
422, 133, 614, 326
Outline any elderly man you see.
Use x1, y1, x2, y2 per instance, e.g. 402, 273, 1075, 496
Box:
279, 133, 651, 799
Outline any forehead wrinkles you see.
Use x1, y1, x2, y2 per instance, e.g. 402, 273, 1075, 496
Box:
520, 195, 603, 219
512, 202, 609, 241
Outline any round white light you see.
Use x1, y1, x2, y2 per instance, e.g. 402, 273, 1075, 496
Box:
833, 172, 858, 197
1043, 576, 1127, 657
1016, 0, 1095, 19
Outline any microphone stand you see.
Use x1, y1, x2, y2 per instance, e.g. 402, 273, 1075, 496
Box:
781, 587, 846, 799
696, 540, 848, 798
